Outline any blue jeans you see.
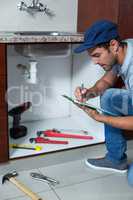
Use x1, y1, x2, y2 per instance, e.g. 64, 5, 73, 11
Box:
100, 88, 133, 164
128, 163, 133, 186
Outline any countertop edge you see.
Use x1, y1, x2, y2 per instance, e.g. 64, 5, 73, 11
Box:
0, 35, 84, 43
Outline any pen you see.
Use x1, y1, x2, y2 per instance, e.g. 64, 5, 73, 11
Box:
81, 83, 84, 90
81, 83, 86, 99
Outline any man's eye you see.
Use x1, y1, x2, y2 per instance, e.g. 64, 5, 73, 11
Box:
92, 54, 100, 57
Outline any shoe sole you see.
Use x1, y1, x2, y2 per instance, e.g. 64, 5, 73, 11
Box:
85, 159, 127, 173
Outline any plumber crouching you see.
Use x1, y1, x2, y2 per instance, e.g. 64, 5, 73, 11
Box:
74, 19, 133, 186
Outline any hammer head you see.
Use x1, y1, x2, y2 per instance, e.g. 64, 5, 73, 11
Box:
2, 171, 18, 184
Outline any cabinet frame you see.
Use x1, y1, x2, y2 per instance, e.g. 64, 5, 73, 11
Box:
0, 44, 9, 163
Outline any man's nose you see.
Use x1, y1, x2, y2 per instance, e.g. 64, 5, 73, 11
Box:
92, 58, 100, 65
94, 61, 100, 65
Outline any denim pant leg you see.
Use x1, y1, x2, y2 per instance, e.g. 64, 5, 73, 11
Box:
100, 88, 133, 164
128, 163, 133, 186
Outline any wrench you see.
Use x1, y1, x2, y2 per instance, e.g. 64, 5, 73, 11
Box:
30, 172, 60, 185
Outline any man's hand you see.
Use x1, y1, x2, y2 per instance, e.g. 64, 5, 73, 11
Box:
74, 86, 96, 102
75, 103, 103, 122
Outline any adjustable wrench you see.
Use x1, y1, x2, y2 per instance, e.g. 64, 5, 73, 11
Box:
29, 137, 68, 144
37, 129, 94, 140
30, 172, 59, 185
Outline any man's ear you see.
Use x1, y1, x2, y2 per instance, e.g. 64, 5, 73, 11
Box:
109, 39, 119, 52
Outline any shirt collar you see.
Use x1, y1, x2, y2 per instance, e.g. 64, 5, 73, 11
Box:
120, 39, 133, 75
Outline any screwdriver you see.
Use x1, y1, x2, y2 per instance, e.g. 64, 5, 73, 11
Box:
10, 144, 43, 151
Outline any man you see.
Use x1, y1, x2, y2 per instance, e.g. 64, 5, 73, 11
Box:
74, 19, 133, 174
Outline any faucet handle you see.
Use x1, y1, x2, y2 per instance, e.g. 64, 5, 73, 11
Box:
17, 0, 55, 16
17, 1, 27, 11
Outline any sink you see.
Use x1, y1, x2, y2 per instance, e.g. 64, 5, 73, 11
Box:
14, 31, 82, 57
14, 31, 81, 36
14, 43, 70, 57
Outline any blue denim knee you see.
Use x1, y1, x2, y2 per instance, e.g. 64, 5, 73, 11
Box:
100, 88, 133, 116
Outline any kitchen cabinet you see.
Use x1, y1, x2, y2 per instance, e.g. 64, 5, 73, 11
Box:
77, 0, 119, 32
0, 34, 85, 163
118, 0, 133, 39
77, 0, 133, 39
0, 44, 9, 162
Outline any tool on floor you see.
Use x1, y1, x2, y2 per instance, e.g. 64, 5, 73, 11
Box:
30, 172, 60, 185
29, 137, 69, 144
58, 128, 89, 135
10, 144, 43, 151
37, 129, 94, 140
2, 171, 42, 200
8, 102, 32, 139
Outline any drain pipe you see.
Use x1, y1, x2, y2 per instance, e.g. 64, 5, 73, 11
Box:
17, 60, 37, 84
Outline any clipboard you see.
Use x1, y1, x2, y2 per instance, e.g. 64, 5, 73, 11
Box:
62, 94, 117, 116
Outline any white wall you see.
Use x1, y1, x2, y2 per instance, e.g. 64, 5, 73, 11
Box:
0, 0, 78, 31
7, 44, 73, 121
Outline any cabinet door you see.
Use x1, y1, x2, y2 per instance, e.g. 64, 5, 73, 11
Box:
118, 0, 133, 39
77, 0, 119, 32
0, 44, 9, 163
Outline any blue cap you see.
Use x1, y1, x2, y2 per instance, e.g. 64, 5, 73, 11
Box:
74, 20, 119, 53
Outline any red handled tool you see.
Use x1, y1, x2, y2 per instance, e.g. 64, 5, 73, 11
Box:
37, 129, 94, 140
29, 137, 68, 145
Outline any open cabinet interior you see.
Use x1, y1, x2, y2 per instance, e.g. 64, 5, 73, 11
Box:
7, 43, 105, 159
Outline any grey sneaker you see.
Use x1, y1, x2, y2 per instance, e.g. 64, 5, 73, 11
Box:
85, 157, 127, 173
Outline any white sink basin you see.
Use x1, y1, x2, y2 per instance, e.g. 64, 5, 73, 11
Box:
14, 43, 70, 57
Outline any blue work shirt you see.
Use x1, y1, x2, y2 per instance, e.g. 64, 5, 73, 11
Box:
113, 39, 133, 89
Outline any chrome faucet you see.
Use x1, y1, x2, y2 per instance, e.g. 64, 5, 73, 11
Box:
32, 0, 39, 7
18, 0, 55, 16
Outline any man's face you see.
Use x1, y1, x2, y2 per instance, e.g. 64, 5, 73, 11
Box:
88, 46, 117, 71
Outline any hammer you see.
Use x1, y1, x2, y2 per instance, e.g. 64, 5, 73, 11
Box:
2, 171, 42, 200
